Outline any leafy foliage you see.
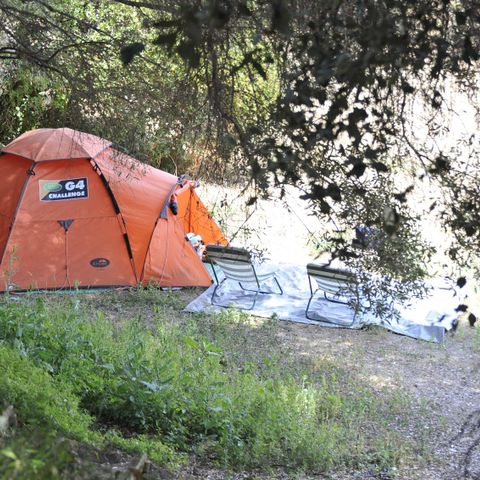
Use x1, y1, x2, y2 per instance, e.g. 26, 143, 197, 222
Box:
0, 428, 73, 480
0, 0, 221, 175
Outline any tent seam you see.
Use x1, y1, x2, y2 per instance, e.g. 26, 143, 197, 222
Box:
89, 159, 139, 284
139, 180, 183, 282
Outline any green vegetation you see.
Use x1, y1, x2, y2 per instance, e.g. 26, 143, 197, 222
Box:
0, 1, 477, 476
0, 429, 73, 480
0, 0, 280, 179
0, 292, 419, 477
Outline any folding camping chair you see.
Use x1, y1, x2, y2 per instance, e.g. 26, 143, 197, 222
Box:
305, 263, 359, 325
206, 244, 283, 310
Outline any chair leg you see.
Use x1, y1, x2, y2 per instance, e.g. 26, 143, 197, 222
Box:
239, 282, 267, 293
323, 291, 349, 305
305, 288, 320, 320
210, 282, 221, 306
211, 282, 259, 310
209, 259, 220, 285
237, 280, 261, 310
238, 282, 253, 292
212, 275, 280, 311
245, 289, 260, 310
274, 276, 283, 295
238, 277, 283, 295
306, 289, 357, 326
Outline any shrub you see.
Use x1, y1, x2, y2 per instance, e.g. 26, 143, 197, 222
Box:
0, 345, 97, 442
0, 432, 72, 480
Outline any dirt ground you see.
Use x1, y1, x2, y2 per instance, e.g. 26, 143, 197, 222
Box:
181, 315, 479, 480
194, 186, 480, 479
273, 319, 480, 480
82, 287, 479, 480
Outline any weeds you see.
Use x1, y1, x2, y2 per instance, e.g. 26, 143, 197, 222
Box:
0, 345, 98, 443
0, 432, 72, 480
0, 296, 417, 476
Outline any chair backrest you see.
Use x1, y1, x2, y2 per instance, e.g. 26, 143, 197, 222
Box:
306, 263, 357, 296
206, 245, 257, 283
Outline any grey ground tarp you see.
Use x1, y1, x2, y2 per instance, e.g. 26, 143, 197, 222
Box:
185, 262, 461, 342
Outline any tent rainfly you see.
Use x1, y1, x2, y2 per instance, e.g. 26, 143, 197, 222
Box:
0, 128, 227, 291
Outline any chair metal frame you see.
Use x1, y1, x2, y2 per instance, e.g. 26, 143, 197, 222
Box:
305, 263, 358, 325
206, 245, 283, 310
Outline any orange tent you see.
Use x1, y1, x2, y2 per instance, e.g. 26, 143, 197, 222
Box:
0, 128, 227, 291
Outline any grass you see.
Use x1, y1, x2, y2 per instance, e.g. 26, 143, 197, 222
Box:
0, 290, 422, 478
